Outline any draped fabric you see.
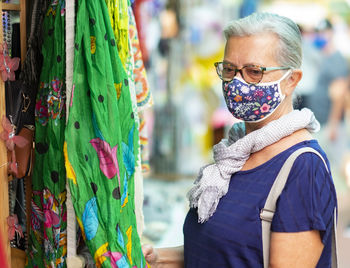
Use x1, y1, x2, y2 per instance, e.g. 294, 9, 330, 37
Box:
124, 5, 144, 236
105, 0, 130, 68
26, 1, 67, 267
128, 6, 152, 111
64, 0, 146, 267
138, 113, 150, 172
106, 1, 152, 174
127, 5, 152, 173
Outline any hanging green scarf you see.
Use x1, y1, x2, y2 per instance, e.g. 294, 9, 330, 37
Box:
26, 1, 67, 267
64, 0, 146, 267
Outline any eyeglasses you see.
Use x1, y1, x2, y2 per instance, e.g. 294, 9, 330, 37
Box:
214, 62, 290, 84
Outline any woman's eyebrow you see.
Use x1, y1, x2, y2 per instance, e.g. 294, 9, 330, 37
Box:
222, 60, 236, 66
222, 60, 263, 68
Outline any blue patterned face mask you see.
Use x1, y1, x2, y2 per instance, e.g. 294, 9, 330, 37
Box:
222, 70, 291, 122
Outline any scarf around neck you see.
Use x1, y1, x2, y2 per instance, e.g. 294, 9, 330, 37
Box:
187, 108, 320, 223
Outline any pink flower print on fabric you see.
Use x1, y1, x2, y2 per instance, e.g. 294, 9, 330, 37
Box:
253, 89, 264, 99
42, 190, 60, 230
102, 251, 124, 268
35, 99, 49, 124
30, 196, 44, 231
260, 103, 271, 113
90, 138, 121, 181
51, 78, 62, 92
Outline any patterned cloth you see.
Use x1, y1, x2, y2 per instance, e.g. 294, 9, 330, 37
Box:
128, 7, 152, 111
64, 0, 146, 267
138, 112, 151, 172
128, 6, 152, 172
105, 0, 129, 68
26, 1, 67, 267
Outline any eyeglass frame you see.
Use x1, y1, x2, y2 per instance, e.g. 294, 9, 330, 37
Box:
214, 61, 291, 84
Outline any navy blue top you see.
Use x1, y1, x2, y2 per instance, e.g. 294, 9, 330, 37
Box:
183, 140, 337, 267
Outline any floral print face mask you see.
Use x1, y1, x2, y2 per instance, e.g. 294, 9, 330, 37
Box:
222, 70, 291, 122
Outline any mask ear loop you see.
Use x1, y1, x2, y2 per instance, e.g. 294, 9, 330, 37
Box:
255, 68, 293, 86
278, 69, 293, 83
277, 69, 293, 101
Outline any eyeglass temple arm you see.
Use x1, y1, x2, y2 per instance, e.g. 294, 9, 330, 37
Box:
264, 67, 290, 71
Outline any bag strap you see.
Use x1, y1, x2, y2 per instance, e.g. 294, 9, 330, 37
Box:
260, 147, 338, 268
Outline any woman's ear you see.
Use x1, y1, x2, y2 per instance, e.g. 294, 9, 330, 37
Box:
284, 69, 302, 96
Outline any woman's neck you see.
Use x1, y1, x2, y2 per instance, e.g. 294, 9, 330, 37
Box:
241, 128, 314, 171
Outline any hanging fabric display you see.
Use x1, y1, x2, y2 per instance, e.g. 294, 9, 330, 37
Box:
127, 4, 152, 173
128, 5, 152, 111
138, 113, 150, 172
131, 0, 150, 65
26, 0, 67, 267
124, 5, 144, 236
64, 0, 146, 267
105, 0, 130, 68
108, 2, 153, 233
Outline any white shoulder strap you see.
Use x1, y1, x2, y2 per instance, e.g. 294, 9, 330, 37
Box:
260, 147, 338, 268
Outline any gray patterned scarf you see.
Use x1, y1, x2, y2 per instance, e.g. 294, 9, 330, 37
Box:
187, 108, 320, 223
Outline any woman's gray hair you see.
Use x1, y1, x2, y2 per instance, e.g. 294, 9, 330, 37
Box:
224, 12, 302, 69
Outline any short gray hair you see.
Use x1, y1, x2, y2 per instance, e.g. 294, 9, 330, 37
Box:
223, 12, 302, 68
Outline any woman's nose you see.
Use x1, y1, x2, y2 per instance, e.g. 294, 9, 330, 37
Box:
235, 69, 244, 80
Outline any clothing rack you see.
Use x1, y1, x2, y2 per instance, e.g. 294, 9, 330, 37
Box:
0, 1, 27, 267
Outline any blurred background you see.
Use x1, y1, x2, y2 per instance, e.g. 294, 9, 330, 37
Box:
134, 0, 350, 266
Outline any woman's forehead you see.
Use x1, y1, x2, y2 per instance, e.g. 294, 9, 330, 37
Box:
224, 33, 279, 66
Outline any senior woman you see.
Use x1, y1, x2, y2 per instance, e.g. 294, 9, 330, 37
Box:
143, 12, 337, 268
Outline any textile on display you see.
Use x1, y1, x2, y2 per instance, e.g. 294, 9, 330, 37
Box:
65, 0, 85, 266
128, 6, 152, 111
26, 0, 67, 266
125, 5, 143, 236
127, 5, 153, 174
64, 0, 146, 267
105, 0, 130, 68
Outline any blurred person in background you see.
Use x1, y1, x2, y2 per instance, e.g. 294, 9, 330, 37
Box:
308, 19, 349, 174
295, 24, 322, 110
143, 12, 337, 267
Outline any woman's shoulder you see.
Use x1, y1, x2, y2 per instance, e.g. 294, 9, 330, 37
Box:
276, 139, 331, 177
286, 140, 331, 182
272, 139, 337, 243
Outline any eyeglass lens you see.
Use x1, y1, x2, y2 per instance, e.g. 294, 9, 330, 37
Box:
217, 63, 263, 84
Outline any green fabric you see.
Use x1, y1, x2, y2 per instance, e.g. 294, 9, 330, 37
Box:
26, 1, 67, 267
64, 0, 145, 267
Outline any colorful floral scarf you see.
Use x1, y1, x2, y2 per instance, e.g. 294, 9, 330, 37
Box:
64, 0, 146, 267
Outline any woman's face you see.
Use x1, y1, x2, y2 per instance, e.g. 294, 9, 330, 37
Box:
223, 33, 289, 88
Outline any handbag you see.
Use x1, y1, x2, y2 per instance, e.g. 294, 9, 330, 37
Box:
5, 80, 35, 135
260, 147, 338, 268
5, 80, 35, 178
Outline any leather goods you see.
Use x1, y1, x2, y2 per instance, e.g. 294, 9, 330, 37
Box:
5, 80, 35, 178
